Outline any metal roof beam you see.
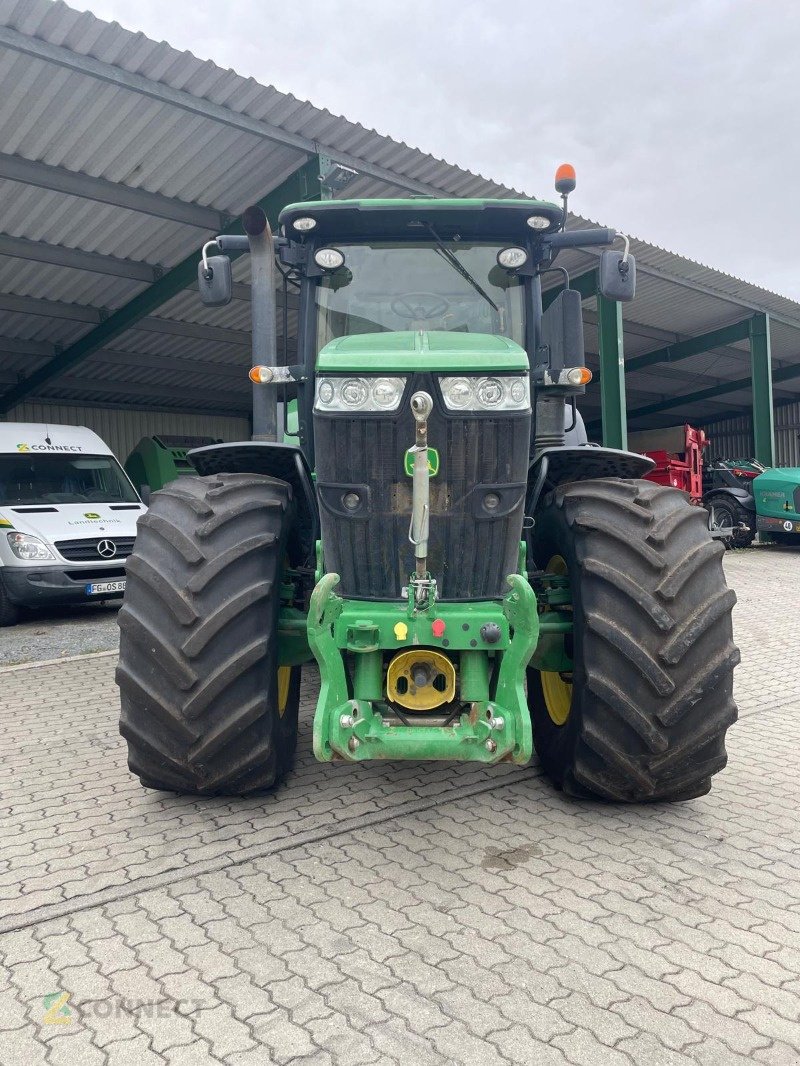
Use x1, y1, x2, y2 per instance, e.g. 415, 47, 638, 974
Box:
0, 152, 223, 230
46, 377, 248, 407
132, 318, 250, 347
0, 292, 101, 323
0, 27, 452, 198
633, 260, 800, 333
624, 360, 800, 423
700, 393, 800, 428
0, 317, 251, 352
624, 318, 752, 373
0, 155, 321, 413
84, 348, 292, 378
0, 336, 54, 358
0, 234, 160, 282
548, 232, 800, 335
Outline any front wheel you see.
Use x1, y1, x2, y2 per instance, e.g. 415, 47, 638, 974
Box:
0, 578, 20, 627
527, 478, 739, 802
707, 496, 755, 549
117, 473, 300, 795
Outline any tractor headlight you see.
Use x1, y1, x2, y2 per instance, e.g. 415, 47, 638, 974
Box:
7, 532, 54, 561
315, 376, 406, 412
314, 247, 345, 270
497, 246, 528, 269
440, 376, 530, 412
341, 379, 368, 407
442, 378, 472, 408
372, 378, 403, 408
476, 378, 504, 407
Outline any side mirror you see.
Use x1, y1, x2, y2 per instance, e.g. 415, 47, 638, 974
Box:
598, 250, 636, 302
540, 288, 585, 374
197, 255, 233, 306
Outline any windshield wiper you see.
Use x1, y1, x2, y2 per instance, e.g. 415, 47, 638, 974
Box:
424, 223, 500, 316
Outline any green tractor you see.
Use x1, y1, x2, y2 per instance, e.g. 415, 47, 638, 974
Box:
117, 173, 739, 802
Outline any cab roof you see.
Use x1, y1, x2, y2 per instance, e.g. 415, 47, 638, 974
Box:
279, 198, 563, 243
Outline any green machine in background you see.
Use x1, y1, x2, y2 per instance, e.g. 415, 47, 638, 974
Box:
753, 465, 800, 542
124, 435, 222, 499
703, 457, 800, 546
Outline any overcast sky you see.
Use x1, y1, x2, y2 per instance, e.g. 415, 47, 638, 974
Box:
78, 0, 799, 299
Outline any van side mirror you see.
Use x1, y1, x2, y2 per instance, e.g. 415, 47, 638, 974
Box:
598, 250, 636, 302
197, 255, 233, 306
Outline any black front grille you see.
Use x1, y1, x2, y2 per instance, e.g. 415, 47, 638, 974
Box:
55, 537, 136, 562
315, 374, 531, 600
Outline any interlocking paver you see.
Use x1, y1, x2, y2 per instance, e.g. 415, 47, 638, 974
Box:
2, 548, 800, 1064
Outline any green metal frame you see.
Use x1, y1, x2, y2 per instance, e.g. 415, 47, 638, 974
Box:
624, 319, 751, 374
0, 155, 325, 414
582, 312, 781, 463
306, 573, 540, 765
622, 314, 780, 449
749, 314, 775, 467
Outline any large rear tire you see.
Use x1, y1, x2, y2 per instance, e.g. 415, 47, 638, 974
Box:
527, 478, 739, 802
117, 473, 300, 795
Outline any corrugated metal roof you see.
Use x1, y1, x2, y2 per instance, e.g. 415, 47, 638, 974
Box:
0, 0, 798, 426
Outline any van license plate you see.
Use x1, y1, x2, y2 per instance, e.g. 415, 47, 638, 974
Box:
86, 580, 126, 596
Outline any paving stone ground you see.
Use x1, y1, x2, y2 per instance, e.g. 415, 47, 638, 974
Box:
1, 545, 799, 1065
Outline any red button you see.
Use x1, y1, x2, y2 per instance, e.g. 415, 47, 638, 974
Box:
431, 619, 446, 638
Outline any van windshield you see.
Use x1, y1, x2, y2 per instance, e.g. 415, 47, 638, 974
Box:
0, 454, 139, 506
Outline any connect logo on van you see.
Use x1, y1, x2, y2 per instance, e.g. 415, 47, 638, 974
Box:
15, 442, 82, 452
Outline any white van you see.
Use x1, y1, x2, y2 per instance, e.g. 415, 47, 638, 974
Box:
0, 423, 145, 626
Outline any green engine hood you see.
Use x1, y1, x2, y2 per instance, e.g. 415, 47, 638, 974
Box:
754, 467, 800, 519
316, 331, 529, 373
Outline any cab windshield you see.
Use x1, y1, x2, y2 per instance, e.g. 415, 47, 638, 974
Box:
0, 454, 139, 506
316, 241, 525, 349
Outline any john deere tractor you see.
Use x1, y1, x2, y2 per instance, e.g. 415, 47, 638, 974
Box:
117, 170, 739, 802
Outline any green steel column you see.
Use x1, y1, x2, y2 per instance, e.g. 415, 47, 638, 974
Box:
749, 313, 774, 468
596, 285, 627, 450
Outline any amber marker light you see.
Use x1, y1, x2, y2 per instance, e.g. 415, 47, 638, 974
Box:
568, 367, 592, 386
249, 366, 273, 384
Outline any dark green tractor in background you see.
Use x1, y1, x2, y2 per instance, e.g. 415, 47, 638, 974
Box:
116, 170, 739, 802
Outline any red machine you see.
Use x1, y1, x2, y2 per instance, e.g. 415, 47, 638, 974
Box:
628, 424, 707, 503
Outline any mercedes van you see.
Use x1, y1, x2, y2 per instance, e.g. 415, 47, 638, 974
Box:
0, 423, 145, 626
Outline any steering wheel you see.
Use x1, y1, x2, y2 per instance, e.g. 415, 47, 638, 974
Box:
391, 292, 450, 320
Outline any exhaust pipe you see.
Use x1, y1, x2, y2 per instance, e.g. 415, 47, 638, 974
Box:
242, 205, 279, 441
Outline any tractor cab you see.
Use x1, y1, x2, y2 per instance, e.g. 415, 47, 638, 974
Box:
281, 198, 564, 352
